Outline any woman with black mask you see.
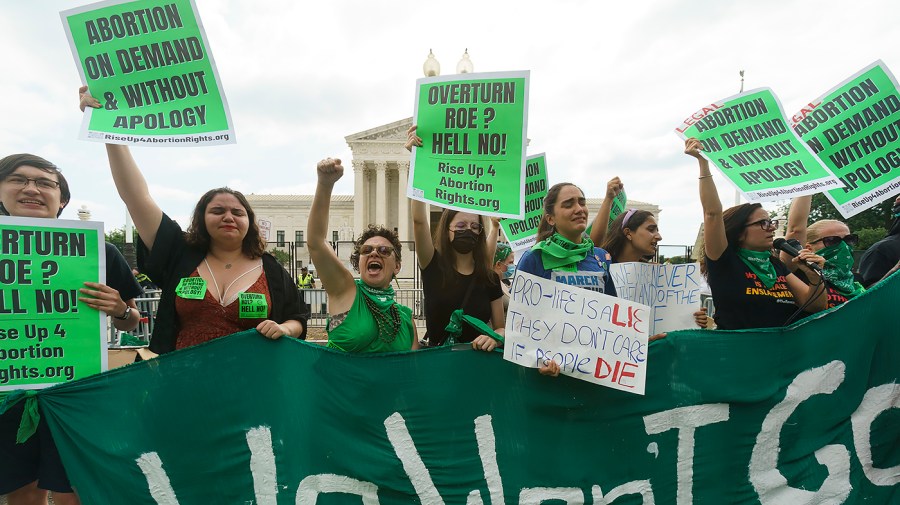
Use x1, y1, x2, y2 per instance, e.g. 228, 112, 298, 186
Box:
406, 127, 505, 350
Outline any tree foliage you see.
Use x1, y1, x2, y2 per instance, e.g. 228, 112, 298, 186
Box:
269, 248, 291, 268
775, 193, 897, 249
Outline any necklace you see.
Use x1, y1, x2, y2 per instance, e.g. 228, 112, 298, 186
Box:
203, 258, 261, 305
361, 294, 401, 344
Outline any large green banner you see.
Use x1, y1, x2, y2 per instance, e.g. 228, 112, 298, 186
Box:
29, 273, 900, 503
61, 0, 235, 146
0, 217, 106, 391
676, 89, 840, 201
410, 71, 529, 218
790, 60, 900, 218
500, 153, 547, 251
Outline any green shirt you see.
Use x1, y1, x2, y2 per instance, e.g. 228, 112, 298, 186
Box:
326, 282, 414, 353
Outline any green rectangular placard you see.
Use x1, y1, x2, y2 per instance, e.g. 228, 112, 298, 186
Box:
675, 88, 840, 201
409, 71, 529, 218
0, 217, 106, 391
790, 60, 900, 218
500, 153, 547, 251
61, 0, 235, 146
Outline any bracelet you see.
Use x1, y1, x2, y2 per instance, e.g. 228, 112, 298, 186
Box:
698, 174, 713, 180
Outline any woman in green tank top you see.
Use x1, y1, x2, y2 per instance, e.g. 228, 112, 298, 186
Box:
308, 158, 418, 353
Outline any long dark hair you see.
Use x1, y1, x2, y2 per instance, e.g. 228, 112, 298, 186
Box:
433, 208, 495, 287
699, 202, 768, 275
0, 154, 71, 217
185, 188, 266, 258
602, 209, 654, 262
536, 182, 583, 242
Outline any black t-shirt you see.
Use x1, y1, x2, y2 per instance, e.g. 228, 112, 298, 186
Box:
105, 242, 143, 303
858, 234, 900, 288
421, 251, 503, 346
706, 248, 799, 330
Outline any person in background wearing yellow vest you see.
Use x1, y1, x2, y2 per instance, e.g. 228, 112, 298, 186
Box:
297, 266, 316, 289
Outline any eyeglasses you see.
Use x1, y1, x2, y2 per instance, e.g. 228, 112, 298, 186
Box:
744, 218, 778, 230
359, 245, 395, 257
811, 233, 859, 248
450, 221, 483, 233
4, 175, 60, 190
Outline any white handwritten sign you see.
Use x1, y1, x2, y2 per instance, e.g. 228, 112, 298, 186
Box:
609, 262, 703, 335
503, 271, 650, 394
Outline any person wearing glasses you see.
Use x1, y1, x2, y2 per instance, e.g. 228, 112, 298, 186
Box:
406, 128, 505, 351
685, 138, 827, 330
309, 158, 417, 352
80, 89, 306, 355
1, 154, 142, 505
783, 195, 865, 308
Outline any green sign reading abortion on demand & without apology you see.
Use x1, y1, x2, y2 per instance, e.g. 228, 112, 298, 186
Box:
409, 71, 529, 219
791, 60, 900, 218
675, 88, 840, 201
61, 0, 235, 146
0, 217, 106, 391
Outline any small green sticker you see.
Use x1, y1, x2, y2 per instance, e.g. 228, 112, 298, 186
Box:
239, 292, 268, 319
175, 277, 207, 300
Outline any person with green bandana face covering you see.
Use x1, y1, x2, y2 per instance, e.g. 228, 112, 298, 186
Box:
784, 195, 865, 308
686, 138, 828, 330
309, 158, 418, 353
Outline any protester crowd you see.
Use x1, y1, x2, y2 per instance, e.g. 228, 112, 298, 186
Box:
1, 89, 899, 505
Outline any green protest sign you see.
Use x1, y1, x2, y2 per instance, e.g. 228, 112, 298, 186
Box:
790, 60, 900, 218
410, 71, 529, 218
675, 89, 840, 201
608, 189, 627, 231
500, 153, 546, 251
27, 274, 900, 503
61, 0, 235, 146
0, 217, 106, 391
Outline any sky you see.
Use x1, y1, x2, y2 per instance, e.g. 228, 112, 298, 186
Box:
2, 0, 898, 249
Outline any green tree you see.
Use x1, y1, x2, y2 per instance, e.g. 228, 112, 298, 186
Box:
269, 248, 291, 268
105, 227, 138, 253
857, 227, 887, 250
776, 193, 896, 233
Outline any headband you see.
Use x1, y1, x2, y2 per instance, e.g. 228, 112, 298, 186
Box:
621, 208, 639, 230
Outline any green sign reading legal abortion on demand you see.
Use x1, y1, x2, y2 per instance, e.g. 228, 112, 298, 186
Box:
791, 60, 900, 218
0, 217, 106, 391
675, 88, 840, 201
61, 0, 235, 146
500, 153, 547, 251
409, 71, 529, 218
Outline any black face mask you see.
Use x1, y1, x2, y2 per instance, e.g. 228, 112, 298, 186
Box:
451, 229, 478, 254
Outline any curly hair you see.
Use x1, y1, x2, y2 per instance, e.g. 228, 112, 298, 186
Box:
0, 153, 71, 217
184, 188, 266, 258
349, 225, 403, 272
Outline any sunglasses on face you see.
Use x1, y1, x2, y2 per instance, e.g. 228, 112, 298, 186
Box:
359, 245, 395, 257
450, 221, 483, 233
744, 218, 779, 230
811, 233, 858, 248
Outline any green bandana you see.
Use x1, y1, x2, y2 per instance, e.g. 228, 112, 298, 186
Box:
443, 309, 504, 348
0, 390, 40, 443
736, 248, 777, 289
820, 241, 866, 299
531, 233, 594, 272
357, 280, 401, 344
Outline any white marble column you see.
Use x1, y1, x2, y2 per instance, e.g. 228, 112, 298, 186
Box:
397, 161, 410, 241
374, 161, 387, 227
353, 160, 366, 236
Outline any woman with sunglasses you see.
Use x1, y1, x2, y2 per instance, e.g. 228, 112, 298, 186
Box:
309, 158, 417, 352
406, 128, 505, 351
784, 195, 864, 307
686, 138, 827, 330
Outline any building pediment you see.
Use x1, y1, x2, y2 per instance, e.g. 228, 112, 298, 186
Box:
345, 118, 412, 143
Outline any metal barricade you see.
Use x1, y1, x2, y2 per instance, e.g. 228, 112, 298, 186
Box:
301, 288, 425, 327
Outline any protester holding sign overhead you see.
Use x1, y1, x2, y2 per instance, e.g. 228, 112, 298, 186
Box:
81, 89, 306, 353
406, 127, 505, 351
308, 157, 417, 353
0, 153, 141, 505
685, 138, 828, 330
